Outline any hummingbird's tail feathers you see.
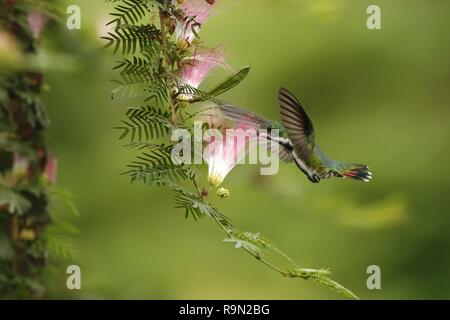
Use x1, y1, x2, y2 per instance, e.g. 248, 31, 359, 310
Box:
340, 163, 372, 182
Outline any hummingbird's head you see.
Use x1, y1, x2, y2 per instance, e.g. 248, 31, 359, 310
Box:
263, 121, 279, 132
265, 124, 275, 132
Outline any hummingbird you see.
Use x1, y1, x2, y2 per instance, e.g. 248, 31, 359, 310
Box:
216, 87, 372, 183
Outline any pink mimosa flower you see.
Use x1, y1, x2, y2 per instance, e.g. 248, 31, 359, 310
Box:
174, 0, 220, 42
204, 124, 257, 187
198, 104, 227, 129
43, 157, 58, 184
27, 11, 47, 39
179, 47, 228, 100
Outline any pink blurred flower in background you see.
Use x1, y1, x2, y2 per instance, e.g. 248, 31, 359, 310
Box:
175, 0, 220, 42
27, 11, 47, 39
43, 157, 58, 184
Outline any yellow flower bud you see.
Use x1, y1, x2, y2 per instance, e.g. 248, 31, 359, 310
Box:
216, 187, 230, 199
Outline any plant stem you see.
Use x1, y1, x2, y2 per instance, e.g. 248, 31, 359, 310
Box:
159, 11, 178, 126
191, 176, 203, 198
206, 202, 293, 278
189, 172, 292, 277
11, 213, 19, 272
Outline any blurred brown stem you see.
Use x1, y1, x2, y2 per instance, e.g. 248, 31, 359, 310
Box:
191, 175, 204, 199
11, 213, 19, 272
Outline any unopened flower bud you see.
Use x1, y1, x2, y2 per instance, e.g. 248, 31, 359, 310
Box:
216, 187, 230, 198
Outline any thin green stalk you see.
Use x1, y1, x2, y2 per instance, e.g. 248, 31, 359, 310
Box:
190, 177, 358, 299
192, 176, 298, 278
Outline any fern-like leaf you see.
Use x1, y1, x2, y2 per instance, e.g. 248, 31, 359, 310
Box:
174, 187, 231, 226
46, 235, 76, 259
115, 105, 172, 141
102, 24, 160, 55
107, 0, 152, 26
125, 144, 189, 186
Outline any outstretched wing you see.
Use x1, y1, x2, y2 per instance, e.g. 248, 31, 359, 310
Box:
278, 88, 315, 160
218, 104, 269, 129
212, 104, 294, 163
271, 143, 293, 163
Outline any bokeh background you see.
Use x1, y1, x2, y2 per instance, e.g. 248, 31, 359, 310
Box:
40, 0, 449, 299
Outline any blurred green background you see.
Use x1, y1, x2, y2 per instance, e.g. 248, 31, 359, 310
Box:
41, 0, 449, 299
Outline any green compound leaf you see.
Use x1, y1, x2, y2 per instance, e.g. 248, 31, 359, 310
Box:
177, 65, 251, 103
206, 65, 251, 99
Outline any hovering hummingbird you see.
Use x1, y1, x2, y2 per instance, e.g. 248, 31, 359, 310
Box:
216, 87, 372, 183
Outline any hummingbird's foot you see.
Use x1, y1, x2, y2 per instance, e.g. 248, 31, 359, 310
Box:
309, 174, 321, 183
